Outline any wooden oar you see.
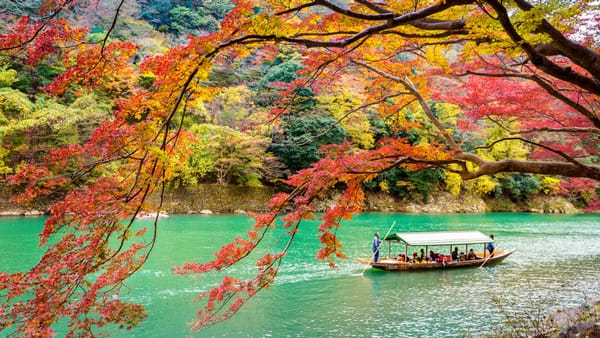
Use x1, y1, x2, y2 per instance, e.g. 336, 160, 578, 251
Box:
356, 221, 396, 276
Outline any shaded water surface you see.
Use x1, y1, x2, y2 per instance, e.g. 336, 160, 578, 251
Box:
2, 213, 600, 337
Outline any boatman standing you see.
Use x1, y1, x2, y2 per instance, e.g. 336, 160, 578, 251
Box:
372, 232, 382, 262
486, 234, 495, 257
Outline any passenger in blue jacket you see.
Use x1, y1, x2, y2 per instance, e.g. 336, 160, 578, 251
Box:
372, 232, 382, 262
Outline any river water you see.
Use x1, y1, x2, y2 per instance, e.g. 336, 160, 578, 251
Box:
1, 213, 600, 337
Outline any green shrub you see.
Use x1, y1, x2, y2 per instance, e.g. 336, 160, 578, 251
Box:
363, 167, 444, 201
268, 114, 346, 173
497, 174, 542, 201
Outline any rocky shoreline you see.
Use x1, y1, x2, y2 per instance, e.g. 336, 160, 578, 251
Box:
539, 297, 600, 337
494, 297, 600, 337
0, 185, 581, 216
556, 297, 600, 337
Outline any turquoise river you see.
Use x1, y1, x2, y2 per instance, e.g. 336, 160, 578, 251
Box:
1, 213, 600, 337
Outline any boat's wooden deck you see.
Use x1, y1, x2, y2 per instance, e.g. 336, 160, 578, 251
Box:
356, 249, 515, 271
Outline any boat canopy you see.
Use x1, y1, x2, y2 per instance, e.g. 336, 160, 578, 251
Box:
384, 231, 493, 246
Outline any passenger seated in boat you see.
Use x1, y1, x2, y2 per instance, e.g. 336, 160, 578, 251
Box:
467, 249, 478, 260
411, 252, 419, 263
451, 247, 459, 261
397, 253, 407, 262
429, 250, 439, 262
459, 252, 466, 261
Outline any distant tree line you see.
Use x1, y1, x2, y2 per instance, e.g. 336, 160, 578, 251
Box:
0, 0, 596, 208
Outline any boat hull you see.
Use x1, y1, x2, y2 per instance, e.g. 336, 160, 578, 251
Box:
356, 249, 515, 271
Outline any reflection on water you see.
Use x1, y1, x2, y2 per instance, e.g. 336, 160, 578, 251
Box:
1, 213, 600, 337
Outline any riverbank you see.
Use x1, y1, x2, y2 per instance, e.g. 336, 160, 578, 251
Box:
547, 297, 600, 337
492, 296, 600, 337
0, 184, 580, 216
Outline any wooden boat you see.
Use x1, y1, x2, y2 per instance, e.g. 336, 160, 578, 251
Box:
356, 230, 515, 271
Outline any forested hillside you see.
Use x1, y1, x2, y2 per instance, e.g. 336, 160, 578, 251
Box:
0, 0, 599, 335
1, 0, 597, 208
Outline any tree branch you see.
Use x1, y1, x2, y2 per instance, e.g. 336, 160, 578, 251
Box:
512, 0, 600, 80
455, 152, 600, 180
352, 59, 460, 150
484, 0, 600, 96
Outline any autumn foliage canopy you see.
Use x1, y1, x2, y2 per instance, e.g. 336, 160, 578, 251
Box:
0, 0, 599, 335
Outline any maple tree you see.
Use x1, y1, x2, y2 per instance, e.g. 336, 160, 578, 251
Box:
0, 0, 599, 335
181, 123, 271, 186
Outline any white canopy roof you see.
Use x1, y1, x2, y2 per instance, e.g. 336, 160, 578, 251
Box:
385, 230, 493, 246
